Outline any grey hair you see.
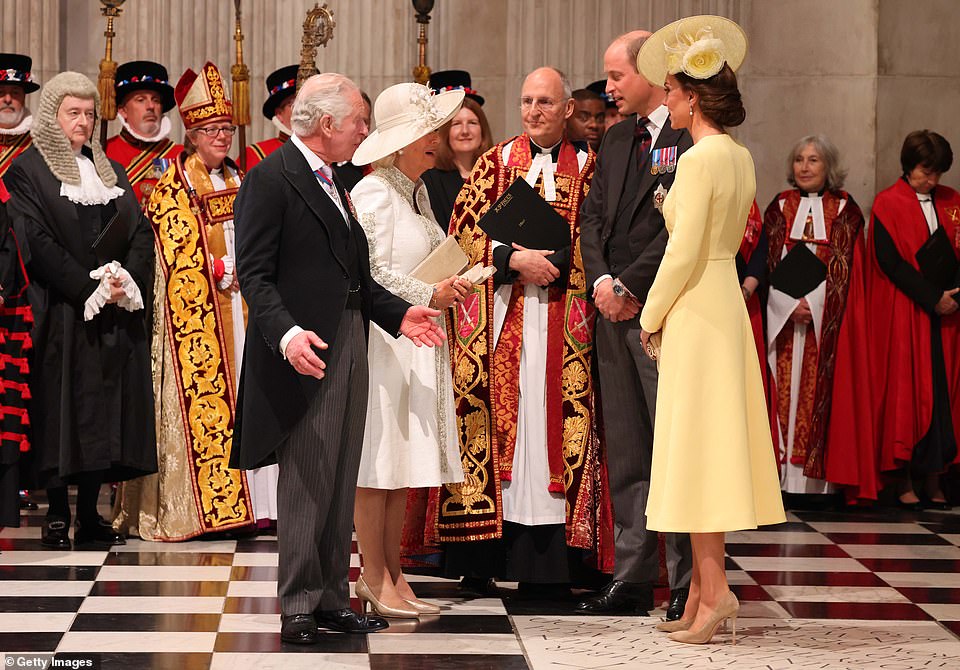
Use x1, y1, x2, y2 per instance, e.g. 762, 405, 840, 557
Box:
291, 73, 360, 136
372, 152, 398, 170
552, 68, 573, 101
786, 134, 848, 191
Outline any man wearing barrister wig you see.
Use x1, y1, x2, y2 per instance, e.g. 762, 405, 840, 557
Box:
0, 52, 40, 513
104, 61, 183, 208
5, 72, 156, 548
577, 30, 694, 619
441, 67, 610, 595
112, 62, 257, 541
243, 65, 297, 170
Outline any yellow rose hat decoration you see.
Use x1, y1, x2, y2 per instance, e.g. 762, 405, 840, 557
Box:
636, 15, 747, 86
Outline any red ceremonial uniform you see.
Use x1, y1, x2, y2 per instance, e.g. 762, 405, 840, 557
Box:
243, 134, 289, 170
105, 130, 182, 207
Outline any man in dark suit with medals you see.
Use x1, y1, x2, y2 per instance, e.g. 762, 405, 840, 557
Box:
230, 73, 446, 644
577, 30, 694, 619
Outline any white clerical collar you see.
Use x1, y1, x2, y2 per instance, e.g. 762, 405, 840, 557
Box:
917, 192, 933, 202
789, 193, 828, 242
120, 114, 172, 143
0, 110, 32, 136
60, 153, 124, 205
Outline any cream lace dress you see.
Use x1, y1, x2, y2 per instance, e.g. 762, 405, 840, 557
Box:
351, 167, 464, 489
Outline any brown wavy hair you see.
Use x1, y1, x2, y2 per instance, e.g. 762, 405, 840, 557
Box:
434, 98, 493, 172
675, 64, 745, 129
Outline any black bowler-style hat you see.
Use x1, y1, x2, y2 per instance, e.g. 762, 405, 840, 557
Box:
586, 79, 616, 109
115, 61, 175, 113
428, 69, 484, 106
262, 65, 298, 120
0, 53, 40, 93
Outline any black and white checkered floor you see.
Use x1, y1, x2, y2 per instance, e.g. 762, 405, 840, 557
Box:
2, 497, 960, 669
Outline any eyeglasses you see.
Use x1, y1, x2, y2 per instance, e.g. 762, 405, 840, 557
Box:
192, 125, 237, 137
520, 97, 561, 111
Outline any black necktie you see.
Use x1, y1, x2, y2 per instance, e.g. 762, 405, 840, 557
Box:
635, 117, 651, 169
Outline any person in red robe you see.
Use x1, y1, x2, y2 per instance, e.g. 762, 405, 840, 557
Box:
765, 135, 875, 502
868, 130, 960, 510
104, 61, 183, 207
243, 65, 297, 171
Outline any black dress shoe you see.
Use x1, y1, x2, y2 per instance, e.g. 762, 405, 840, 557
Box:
666, 588, 689, 621
74, 517, 126, 547
923, 499, 952, 511
575, 580, 653, 615
41, 516, 71, 549
314, 607, 389, 634
281, 614, 318, 644
19, 491, 38, 511
459, 576, 498, 597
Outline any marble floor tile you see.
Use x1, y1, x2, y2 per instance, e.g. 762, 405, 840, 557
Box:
78, 596, 226, 614
825, 532, 952, 545
918, 603, 960, 620
110, 539, 237, 553
726, 543, 848, 558
218, 613, 279, 633
876, 572, 960, 588
103, 551, 235, 566
779, 601, 932, 620
0, 631, 63, 652
738, 600, 792, 619
368, 653, 527, 669
0, 526, 42, 538
223, 597, 281, 615
730, 556, 869, 573
95, 565, 233, 582
515, 616, 960, 669
764, 584, 911, 603
0, 612, 75, 632
57, 630, 217, 653
209, 652, 370, 670
365, 633, 522, 655
89, 580, 228, 597
841, 544, 960, 560
0, 550, 107, 566
95, 653, 213, 670
433, 597, 508, 615
0, 596, 85, 613
726, 530, 832, 545
942, 534, 960, 546
807, 522, 933, 534
230, 566, 278, 581
69, 613, 222, 632
748, 571, 887, 587
726, 569, 758, 585
232, 552, 279, 567
213, 632, 368, 654
896, 587, 960, 604
226, 581, 279, 598
0, 580, 93, 597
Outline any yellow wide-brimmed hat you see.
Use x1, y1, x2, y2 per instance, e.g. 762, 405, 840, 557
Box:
352, 83, 464, 166
636, 15, 747, 86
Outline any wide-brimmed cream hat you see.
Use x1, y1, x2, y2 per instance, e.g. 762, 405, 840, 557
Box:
352, 82, 464, 166
636, 15, 747, 86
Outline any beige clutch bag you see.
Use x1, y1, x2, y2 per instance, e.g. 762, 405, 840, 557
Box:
647, 331, 662, 370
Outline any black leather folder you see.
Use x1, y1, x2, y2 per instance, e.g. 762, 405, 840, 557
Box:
915, 226, 958, 290
477, 178, 570, 251
769, 242, 827, 299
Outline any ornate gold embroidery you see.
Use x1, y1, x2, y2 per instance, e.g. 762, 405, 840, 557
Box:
147, 161, 252, 531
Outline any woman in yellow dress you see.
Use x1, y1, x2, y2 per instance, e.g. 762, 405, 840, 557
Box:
637, 16, 786, 644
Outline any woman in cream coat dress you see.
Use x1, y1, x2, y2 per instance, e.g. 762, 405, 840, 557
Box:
349, 83, 469, 618
637, 16, 785, 645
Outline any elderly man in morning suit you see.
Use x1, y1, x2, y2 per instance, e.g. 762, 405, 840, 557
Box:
230, 73, 446, 644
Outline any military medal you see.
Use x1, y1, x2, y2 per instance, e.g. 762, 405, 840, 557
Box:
152, 157, 172, 180
653, 184, 668, 211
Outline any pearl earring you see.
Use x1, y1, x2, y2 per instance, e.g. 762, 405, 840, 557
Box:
397, 149, 404, 156
689, 101, 694, 117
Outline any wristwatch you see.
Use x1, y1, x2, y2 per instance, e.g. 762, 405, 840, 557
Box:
612, 278, 628, 297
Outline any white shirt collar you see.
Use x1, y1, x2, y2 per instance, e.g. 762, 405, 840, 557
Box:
642, 105, 669, 132
291, 133, 331, 174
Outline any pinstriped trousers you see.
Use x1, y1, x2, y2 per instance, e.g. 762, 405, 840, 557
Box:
276, 310, 368, 615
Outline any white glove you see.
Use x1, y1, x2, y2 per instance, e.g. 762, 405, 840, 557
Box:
84, 261, 143, 321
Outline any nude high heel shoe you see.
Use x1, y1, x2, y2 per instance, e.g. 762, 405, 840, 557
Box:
655, 617, 694, 633
355, 576, 420, 619
668, 591, 739, 645
403, 597, 442, 614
